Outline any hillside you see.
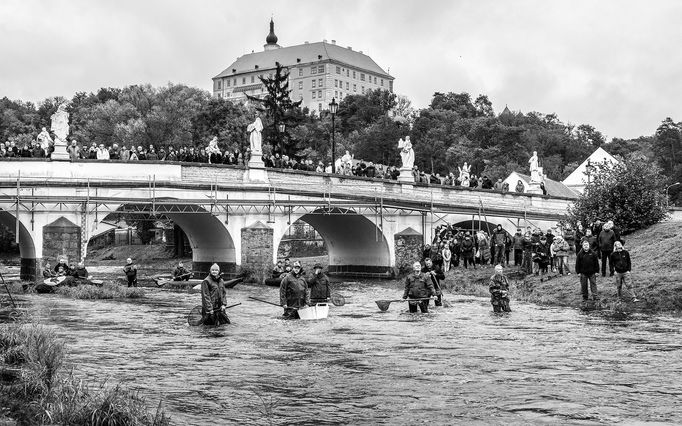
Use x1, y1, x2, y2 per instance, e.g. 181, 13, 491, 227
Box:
442, 221, 682, 313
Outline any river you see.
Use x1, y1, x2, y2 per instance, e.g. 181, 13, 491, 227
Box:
17, 281, 682, 425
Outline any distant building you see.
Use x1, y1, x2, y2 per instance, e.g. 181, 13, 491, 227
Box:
503, 171, 578, 199
211, 19, 394, 114
562, 147, 620, 194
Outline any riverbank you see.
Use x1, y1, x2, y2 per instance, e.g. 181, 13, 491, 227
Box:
0, 318, 169, 425
442, 222, 682, 313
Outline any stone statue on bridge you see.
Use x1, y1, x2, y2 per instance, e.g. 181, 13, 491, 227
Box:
49, 103, 70, 160
398, 136, 414, 169
458, 162, 471, 181
206, 136, 220, 163
529, 151, 541, 183
247, 117, 263, 155
37, 127, 53, 150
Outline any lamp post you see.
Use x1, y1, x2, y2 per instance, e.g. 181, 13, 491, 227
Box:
665, 182, 680, 210
278, 122, 286, 155
329, 98, 338, 173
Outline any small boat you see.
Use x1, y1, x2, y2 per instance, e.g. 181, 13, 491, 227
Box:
297, 303, 329, 320
35, 276, 104, 293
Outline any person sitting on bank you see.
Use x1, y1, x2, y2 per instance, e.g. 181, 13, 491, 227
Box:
403, 261, 437, 313
42, 262, 56, 278
422, 257, 445, 307
123, 257, 138, 287
279, 260, 310, 319
201, 263, 230, 326
71, 261, 89, 282
272, 260, 285, 278
308, 263, 331, 305
55, 266, 67, 277
610, 241, 639, 302
489, 264, 512, 313
54, 257, 69, 274
172, 261, 191, 281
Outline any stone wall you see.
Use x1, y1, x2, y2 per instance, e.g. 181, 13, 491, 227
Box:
241, 221, 274, 277
42, 217, 81, 264
394, 227, 423, 276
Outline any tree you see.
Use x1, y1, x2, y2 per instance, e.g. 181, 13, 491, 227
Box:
653, 117, 681, 174
247, 63, 302, 155
575, 124, 605, 147
568, 158, 669, 234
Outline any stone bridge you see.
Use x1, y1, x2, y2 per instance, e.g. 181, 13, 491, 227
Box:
0, 160, 574, 280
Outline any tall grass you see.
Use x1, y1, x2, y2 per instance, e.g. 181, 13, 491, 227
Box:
55, 282, 145, 299
0, 321, 169, 425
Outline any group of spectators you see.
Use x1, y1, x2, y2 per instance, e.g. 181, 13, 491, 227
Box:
421, 218, 636, 303
2, 138, 533, 193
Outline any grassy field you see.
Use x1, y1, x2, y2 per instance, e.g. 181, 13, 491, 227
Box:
442, 221, 682, 313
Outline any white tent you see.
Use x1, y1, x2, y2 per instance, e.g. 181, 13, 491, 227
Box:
562, 147, 619, 194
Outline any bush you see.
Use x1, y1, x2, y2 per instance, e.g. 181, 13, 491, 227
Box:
55, 282, 145, 299
568, 157, 669, 234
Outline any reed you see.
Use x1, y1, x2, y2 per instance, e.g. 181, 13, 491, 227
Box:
0, 320, 169, 425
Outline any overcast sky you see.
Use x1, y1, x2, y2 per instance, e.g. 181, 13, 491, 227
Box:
1, 0, 680, 139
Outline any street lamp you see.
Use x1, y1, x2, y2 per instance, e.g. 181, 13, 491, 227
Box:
665, 181, 680, 209
329, 98, 338, 173
277, 122, 285, 155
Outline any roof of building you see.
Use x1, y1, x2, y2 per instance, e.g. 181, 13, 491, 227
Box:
562, 147, 619, 188
214, 41, 393, 80
505, 171, 578, 199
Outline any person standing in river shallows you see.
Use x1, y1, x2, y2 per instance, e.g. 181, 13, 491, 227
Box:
123, 257, 138, 287
280, 260, 310, 319
403, 261, 436, 313
489, 265, 511, 312
201, 263, 229, 325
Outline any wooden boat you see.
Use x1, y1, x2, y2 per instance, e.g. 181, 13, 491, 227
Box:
297, 303, 329, 320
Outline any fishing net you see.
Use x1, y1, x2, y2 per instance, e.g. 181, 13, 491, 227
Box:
187, 305, 204, 326
330, 293, 346, 306
375, 300, 394, 311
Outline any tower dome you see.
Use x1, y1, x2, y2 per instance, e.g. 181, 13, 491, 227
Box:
265, 18, 279, 49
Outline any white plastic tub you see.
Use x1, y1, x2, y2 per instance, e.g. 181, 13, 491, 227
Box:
297, 303, 329, 320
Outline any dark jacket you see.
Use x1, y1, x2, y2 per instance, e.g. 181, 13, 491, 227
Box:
581, 235, 599, 252
123, 264, 137, 279
610, 250, 631, 273
280, 272, 310, 308
461, 238, 475, 256
201, 274, 227, 314
422, 264, 444, 293
598, 229, 616, 252
71, 266, 88, 279
308, 272, 331, 303
492, 229, 507, 246
489, 274, 510, 295
576, 249, 600, 276
403, 272, 436, 299
173, 266, 190, 279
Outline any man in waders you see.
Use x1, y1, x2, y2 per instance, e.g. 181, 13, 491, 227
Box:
201, 263, 229, 325
308, 263, 331, 305
123, 258, 138, 287
489, 265, 511, 312
280, 261, 310, 319
403, 261, 437, 313
422, 257, 445, 306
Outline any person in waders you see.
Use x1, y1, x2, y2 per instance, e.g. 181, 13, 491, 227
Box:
489, 265, 511, 312
201, 263, 230, 325
123, 258, 138, 287
403, 261, 437, 313
279, 261, 310, 319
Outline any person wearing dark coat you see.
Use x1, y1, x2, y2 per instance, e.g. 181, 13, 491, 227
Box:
54, 257, 69, 274
123, 257, 138, 287
489, 265, 511, 312
598, 221, 617, 277
201, 263, 229, 325
307, 263, 331, 304
576, 241, 600, 301
172, 262, 191, 281
610, 241, 638, 302
403, 262, 437, 313
422, 258, 445, 307
42, 262, 56, 278
279, 261, 310, 319
71, 261, 89, 280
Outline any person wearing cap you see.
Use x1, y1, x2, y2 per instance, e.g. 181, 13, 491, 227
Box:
172, 261, 191, 281
422, 257, 445, 306
201, 263, 229, 325
123, 257, 138, 287
279, 261, 310, 319
308, 263, 331, 305
54, 257, 69, 274
489, 265, 511, 312
403, 261, 437, 313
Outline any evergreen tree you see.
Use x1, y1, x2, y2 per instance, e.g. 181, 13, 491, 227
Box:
246, 62, 302, 155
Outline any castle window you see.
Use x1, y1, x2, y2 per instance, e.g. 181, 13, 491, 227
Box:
312, 80, 316, 88
318, 78, 323, 87
312, 91, 316, 99
318, 65, 324, 73
311, 66, 317, 74
353, 84, 357, 92
298, 81, 303, 90
336, 66, 341, 74
299, 68, 303, 76
360, 73, 365, 81
380, 79, 384, 87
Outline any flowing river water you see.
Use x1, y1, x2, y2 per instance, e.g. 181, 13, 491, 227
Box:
15, 280, 682, 425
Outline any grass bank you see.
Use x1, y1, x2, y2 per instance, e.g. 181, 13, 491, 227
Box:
442, 222, 682, 313
0, 320, 169, 425
54, 282, 146, 299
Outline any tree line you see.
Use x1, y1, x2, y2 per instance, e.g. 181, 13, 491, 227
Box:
1, 78, 680, 205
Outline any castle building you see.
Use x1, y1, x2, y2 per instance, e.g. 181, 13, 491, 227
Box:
211, 19, 394, 114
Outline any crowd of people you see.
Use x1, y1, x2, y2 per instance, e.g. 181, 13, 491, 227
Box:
1, 138, 535, 193
418, 218, 637, 312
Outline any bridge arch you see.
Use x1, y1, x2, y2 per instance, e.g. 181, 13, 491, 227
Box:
0, 210, 37, 280
102, 201, 236, 276
275, 208, 392, 275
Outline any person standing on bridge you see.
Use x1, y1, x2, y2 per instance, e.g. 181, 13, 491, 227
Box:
280, 261, 310, 319
123, 258, 138, 287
